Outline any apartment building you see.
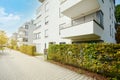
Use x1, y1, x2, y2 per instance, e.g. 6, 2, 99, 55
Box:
11, 32, 18, 41
33, 0, 116, 53
17, 20, 35, 46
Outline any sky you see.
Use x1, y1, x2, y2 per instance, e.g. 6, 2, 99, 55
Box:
116, 0, 120, 5
0, 0, 40, 37
0, 0, 120, 37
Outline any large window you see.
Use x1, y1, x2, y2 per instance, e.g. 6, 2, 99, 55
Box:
97, 10, 104, 27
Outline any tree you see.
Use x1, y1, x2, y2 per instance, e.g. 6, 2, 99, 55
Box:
11, 39, 17, 47
10, 39, 18, 49
115, 4, 120, 23
0, 30, 8, 50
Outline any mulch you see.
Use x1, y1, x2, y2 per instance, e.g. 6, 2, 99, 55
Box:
48, 60, 108, 80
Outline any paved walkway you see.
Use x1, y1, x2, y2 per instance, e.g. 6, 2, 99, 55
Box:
0, 49, 95, 80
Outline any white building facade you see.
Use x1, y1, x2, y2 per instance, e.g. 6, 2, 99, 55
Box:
11, 32, 18, 41
17, 20, 35, 46
33, 0, 116, 53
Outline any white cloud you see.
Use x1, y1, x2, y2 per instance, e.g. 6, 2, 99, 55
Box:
0, 7, 20, 23
0, 7, 21, 36
0, 7, 7, 16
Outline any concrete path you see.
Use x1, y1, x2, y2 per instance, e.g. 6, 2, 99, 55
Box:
0, 49, 95, 80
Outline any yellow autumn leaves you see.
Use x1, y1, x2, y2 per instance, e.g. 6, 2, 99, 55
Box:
0, 30, 8, 49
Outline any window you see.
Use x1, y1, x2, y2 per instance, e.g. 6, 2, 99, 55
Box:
110, 25, 112, 36
25, 31, 28, 36
45, 29, 48, 38
37, 14, 41, 19
49, 42, 56, 44
109, 8, 111, 19
45, 3, 49, 12
102, 0, 104, 3
35, 32, 41, 39
97, 11, 104, 27
45, 16, 49, 25
112, 28, 114, 38
23, 38, 28, 42
59, 23, 67, 35
25, 25, 29, 29
38, 32, 41, 39
59, 42, 66, 44
35, 25, 41, 29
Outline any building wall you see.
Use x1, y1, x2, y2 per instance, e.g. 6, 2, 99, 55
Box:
33, 0, 116, 53
17, 20, 35, 46
97, 0, 116, 43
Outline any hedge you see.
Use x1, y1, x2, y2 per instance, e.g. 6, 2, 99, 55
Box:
48, 43, 120, 79
8, 45, 19, 50
19, 45, 36, 56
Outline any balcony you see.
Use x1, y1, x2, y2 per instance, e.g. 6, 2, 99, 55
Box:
60, 0, 100, 19
60, 20, 103, 41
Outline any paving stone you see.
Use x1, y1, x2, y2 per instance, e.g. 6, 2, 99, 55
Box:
0, 49, 95, 80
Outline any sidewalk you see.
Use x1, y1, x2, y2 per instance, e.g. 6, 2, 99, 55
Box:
0, 49, 95, 80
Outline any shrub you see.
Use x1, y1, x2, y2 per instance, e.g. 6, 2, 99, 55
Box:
48, 43, 120, 79
19, 45, 36, 56
0, 46, 4, 50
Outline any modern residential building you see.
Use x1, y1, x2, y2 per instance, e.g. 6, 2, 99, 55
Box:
11, 32, 18, 41
33, 0, 116, 53
17, 20, 35, 46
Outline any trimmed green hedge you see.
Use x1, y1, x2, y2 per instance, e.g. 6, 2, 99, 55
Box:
48, 43, 120, 79
19, 45, 36, 56
8, 46, 19, 50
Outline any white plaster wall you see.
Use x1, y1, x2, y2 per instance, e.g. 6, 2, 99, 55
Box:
33, 0, 116, 53
97, 0, 116, 43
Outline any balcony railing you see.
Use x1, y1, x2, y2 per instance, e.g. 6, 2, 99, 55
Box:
60, 12, 104, 30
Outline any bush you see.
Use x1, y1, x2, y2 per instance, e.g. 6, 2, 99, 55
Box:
0, 46, 4, 50
19, 45, 36, 56
48, 43, 120, 79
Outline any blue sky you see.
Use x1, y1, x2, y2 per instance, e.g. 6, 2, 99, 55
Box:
0, 0, 120, 37
116, 0, 120, 5
0, 0, 40, 36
